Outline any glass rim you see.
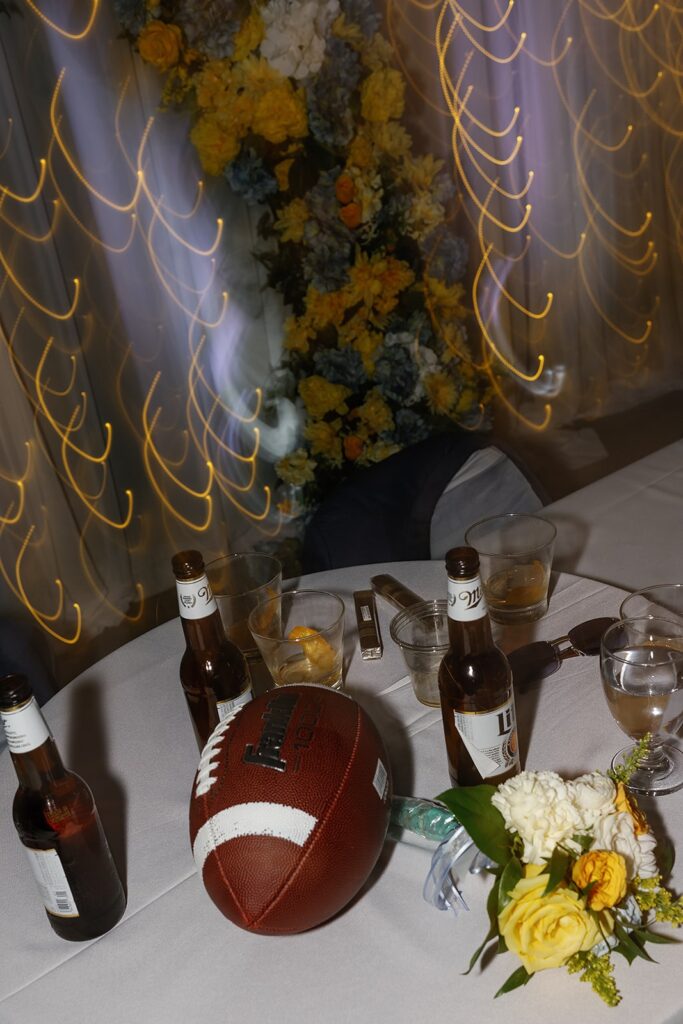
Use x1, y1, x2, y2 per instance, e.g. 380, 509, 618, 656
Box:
464, 512, 557, 557
389, 599, 450, 653
247, 588, 345, 640
601, 615, 683, 665
206, 552, 282, 598
619, 582, 683, 619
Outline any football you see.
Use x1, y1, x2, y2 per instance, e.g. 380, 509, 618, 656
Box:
189, 684, 393, 934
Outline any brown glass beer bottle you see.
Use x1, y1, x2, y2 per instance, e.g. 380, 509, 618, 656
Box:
172, 550, 252, 749
438, 546, 520, 787
0, 673, 126, 941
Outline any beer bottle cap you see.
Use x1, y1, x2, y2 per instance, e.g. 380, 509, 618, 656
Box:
171, 550, 206, 581
0, 673, 33, 712
445, 546, 480, 579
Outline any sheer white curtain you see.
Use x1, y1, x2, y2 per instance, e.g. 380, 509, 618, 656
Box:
390, 0, 683, 429
0, 1, 280, 680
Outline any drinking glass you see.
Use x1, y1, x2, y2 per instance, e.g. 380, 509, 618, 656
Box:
206, 552, 282, 659
600, 616, 683, 795
248, 590, 346, 689
464, 513, 557, 624
389, 600, 450, 707
620, 583, 683, 624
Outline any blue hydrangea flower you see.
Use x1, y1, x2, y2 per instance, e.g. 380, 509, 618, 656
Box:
423, 229, 469, 284
375, 344, 419, 403
225, 149, 278, 206
307, 41, 361, 149
302, 235, 352, 291
393, 409, 431, 446
174, 0, 246, 59
113, 0, 147, 34
339, 0, 382, 37
314, 348, 367, 390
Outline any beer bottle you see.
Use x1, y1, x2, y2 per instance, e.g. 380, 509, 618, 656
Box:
172, 549, 252, 749
438, 546, 520, 787
0, 673, 126, 941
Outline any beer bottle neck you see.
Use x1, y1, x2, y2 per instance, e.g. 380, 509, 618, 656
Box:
181, 609, 227, 652
447, 615, 494, 657
1, 695, 68, 791
12, 737, 68, 791
446, 570, 494, 655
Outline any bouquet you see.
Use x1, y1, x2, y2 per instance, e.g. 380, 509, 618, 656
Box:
437, 740, 683, 1006
114, 0, 492, 521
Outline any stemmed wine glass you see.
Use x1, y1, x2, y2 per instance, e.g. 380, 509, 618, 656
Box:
600, 616, 683, 795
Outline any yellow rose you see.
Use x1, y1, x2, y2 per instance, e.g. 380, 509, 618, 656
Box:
499, 868, 609, 973
360, 68, 405, 123
252, 85, 307, 144
138, 21, 183, 71
572, 851, 628, 911
190, 115, 239, 176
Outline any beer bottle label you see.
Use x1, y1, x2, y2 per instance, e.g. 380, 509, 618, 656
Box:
216, 686, 252, 721
24, 846, 79, 918
176, 573, 218, 620
447, 574, 488, 622
451, 697, 519, 779
0, 696, 50, 754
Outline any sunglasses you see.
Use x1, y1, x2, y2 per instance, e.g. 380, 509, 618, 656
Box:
507, 617, 618, 692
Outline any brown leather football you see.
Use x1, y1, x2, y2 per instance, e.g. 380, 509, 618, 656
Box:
189, 684, 392, 934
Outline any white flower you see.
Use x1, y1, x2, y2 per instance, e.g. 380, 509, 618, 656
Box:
491, 771, 584, 863
591, 812, 657, 879
260, 0, 339, 80
569, 771, 618, 830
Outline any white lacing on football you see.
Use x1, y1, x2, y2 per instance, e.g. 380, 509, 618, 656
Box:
192, 802, 318, 873
194, 715, 235, 797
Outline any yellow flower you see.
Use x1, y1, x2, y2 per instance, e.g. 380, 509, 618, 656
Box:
236, 56, 284, 95
274, 158, 295, 191
331, 13, 365, 48
402, 153, 444, 191
305, 420, 343, 465
305, 287, 349, 329
354, 389, 394, 434
233, 10, 264, 61
347, 252, 414, 312
194, 59, 233, 110
360, 68, 405, 123
424, 370, 457, 415
455, 387, 480, 416
499, 866, 610, 973
347, 133, 376, 171
358, 439, 400, 465
299, 376, 351, 419
274, 199, 309, 243
190, 115, 240, 176
283, 315, 311, 354
361, 33, 396, 71
252, 84, 307, 144
615, 783, 650, 836
423, 274, 468, 320
347, 325, 382, 373
138, 20, 183, 71
276, 449, 317, 486
406, 193, 445, 242
572, 851, 628, 912
369, 121, 412, 159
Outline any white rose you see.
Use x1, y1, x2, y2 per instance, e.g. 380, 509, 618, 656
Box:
591, 812, 656, 879
570, 771, 618, 830
491, 771, 584, 863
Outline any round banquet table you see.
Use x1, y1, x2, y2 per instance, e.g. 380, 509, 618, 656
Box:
2, 563, 683, 1024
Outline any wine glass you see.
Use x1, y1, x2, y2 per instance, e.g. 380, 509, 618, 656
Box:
600, 617, 683, 795
619, 583, 683, 624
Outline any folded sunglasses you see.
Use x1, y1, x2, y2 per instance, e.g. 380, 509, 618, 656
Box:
507, 616, 618, 692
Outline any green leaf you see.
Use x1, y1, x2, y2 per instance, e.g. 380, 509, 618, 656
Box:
544, 848, 570, 894
495, 965, 533, 997
498, 856, 523, 910
436, 786, 511, 866
571, 833, 594, 853
657, 837, 675, 879
636, 927, 680, 946
614, 922, 657, 964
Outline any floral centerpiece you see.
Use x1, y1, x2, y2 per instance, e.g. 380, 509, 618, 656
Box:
437, 742, 683, 1006
114, 0, 491, 519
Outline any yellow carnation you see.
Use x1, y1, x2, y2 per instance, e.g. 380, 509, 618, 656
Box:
276, 448, 316, 486
423, 274, 468, 320
236, 56, 284, 95
572, 851, 628, 912
402, 153, 444, 191
274, 199, 309, 243
138, 20, 183, 71
233, 11, 264, 61
424, 370, 457, 415
406, 193, 446, 242
305, 420, 343, 465
354, 389, 394, 434
194, 59, 232, 110
368, 121, 412, 160
305, 287, 349, 329
499, 866, 610, 973
299, 376, 351, 419
252, 85, 307, 144
347, 133, 376, 171
360, 68, 405, 123
361, 33, 396, 71
190, 115, 239, 176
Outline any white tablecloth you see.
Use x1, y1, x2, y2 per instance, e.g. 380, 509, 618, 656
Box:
2, 563, 682, 1024
544, 438, 683, 590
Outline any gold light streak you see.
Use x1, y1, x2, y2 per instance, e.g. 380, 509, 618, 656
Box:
0, 157, 47, 202
78, 516, 145, 624
61, 406, 134, 528
23, 0, 99, 41
0, 194, 62, 243
450, 0, 515, 33
0, 245, 80, 319
15, 525, 82, 643
577, 247, 654, 343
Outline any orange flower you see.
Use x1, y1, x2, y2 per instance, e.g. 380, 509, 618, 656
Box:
339, 202, 362, 229
335, 173, 355, 204
138, 20, 183, 71
343, 435, 364, 460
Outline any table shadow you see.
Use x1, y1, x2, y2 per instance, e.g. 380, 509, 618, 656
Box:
66, 679, 128, 892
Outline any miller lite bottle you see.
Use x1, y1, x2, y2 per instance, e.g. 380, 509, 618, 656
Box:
438, 546, 519, 787
172, 550, 252, 749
